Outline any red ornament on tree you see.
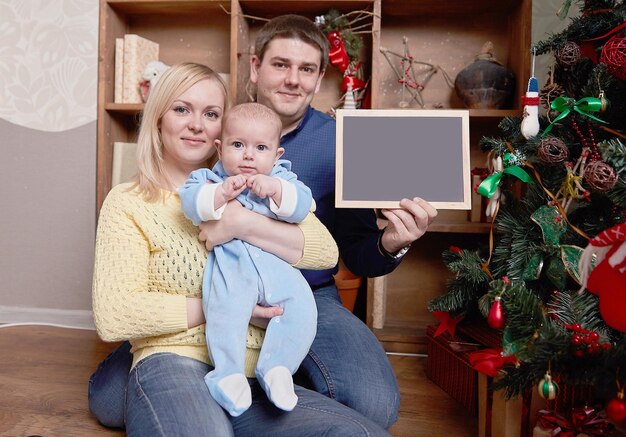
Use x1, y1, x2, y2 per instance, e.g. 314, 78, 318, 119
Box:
488, 296, 506, 329
600, 34, 626, 81
607, 389, 626, 424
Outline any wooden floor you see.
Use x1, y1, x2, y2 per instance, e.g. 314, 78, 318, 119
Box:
0, 326, 476, 436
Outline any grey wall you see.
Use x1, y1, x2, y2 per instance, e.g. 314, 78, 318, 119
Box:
0, 119, 96, 310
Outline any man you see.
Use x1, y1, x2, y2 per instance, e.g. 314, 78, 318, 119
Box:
210, 15, 436, 428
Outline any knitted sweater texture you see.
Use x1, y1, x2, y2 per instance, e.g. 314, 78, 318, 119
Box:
92, 183, 335, 374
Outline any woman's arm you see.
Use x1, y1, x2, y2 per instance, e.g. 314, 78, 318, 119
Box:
93, 191, 188, 342
198, 201, 338, 269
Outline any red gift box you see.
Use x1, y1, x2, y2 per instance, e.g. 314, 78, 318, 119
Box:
457, 317, 503, 348
426, 325, 479, 414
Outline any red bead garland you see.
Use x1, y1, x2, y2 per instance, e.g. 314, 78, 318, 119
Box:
571, 120, 600, 161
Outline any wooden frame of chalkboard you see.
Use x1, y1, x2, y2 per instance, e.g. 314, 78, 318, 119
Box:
335, 109, 471, 210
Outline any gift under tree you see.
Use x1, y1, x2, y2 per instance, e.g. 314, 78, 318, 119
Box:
429, 0, 626, 431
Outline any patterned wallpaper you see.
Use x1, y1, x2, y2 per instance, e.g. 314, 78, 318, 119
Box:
0, 0, 575, 133
0, 0, 98, 132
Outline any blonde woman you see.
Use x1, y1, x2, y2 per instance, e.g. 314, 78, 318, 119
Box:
91, 63, 389, 436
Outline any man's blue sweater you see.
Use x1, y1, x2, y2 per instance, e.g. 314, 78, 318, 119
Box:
281, 106, 400, 289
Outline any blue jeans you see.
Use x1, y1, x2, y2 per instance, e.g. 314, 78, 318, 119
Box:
88, 284, 399, 430
125, 352, 389, 436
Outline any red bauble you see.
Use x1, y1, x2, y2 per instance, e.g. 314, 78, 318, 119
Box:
488, 297, 506, 329
607, 394, 626, 424
600, 35, 626, 81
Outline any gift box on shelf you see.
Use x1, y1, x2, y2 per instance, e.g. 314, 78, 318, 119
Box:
532, 405, 616, 436
426, 325, 479, 415
478, 373, 543, 437
478, 373, 598, 437
457, 316, 503, 348
544, 383, 594, 416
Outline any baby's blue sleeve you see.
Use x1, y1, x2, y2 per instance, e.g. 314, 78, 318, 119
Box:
178, 168, 222, 226
272, 160, 313, 224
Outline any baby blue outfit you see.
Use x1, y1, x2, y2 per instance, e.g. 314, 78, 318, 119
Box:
179, 160, 317, 416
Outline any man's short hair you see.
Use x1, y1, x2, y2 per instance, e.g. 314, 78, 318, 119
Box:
254, 14, 329, 71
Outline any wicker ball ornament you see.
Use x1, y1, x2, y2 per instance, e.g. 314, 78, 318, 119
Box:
584, 160, 618, 191
537, 137, 569, 164
555, 42, 581, 66
600, 35, 626, 81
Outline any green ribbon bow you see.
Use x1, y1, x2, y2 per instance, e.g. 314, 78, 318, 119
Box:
541, 96, 607, 136
522, 205, 584, 287
477, 153, 533, 198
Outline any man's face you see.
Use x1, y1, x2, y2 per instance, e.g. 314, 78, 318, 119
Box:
250, 37, 325, 132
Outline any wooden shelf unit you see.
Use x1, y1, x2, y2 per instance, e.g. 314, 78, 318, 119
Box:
96, 0, 532, 353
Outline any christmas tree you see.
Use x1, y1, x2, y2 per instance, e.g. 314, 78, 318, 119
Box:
429, 0, 626, 426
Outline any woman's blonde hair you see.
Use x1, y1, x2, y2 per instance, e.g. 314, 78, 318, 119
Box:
132, 62, 229, 201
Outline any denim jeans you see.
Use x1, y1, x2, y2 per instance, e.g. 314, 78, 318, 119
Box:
88, 284, 399, 431
124, 352, 389, 436
88, 339, 131, 428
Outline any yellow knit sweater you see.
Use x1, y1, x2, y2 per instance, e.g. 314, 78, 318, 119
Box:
92, 183, 338, 375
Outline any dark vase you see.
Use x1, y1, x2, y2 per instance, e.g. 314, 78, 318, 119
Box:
454, 41, 516, 109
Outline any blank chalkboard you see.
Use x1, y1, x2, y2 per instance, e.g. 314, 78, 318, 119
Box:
336, 109, 471, 209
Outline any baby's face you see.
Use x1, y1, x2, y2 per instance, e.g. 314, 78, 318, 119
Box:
218, 118, 282, 176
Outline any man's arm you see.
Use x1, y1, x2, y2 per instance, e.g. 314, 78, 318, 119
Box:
335, 197, 437, 278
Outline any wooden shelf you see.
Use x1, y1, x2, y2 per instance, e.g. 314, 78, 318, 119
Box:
105, 0, 228, 15
104, 103, 143, 115
96, 0, 532, 350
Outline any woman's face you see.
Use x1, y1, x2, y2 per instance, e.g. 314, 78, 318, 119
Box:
160, 78, 225, 174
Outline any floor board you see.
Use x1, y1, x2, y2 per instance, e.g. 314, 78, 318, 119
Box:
0, 326, 476, 436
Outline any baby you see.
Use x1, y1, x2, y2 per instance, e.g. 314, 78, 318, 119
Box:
179, 102, 317, 416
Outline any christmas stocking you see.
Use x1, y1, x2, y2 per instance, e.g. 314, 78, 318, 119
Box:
579, 224, 626, 332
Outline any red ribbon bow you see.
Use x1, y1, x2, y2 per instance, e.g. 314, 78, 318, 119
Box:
327, 32, 366, 93
327, 31, 350, 72
536, 407, 614, 436
469, 348, 516, 377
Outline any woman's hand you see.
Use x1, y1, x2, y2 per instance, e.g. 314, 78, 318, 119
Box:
188, 297, 283, 329
250, 305, 284, 329
186, 297, 205, 328
198, 201, 249, 251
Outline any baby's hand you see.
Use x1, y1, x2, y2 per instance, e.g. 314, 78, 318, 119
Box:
247, 174, 280, 199
221, 174, 247, 200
